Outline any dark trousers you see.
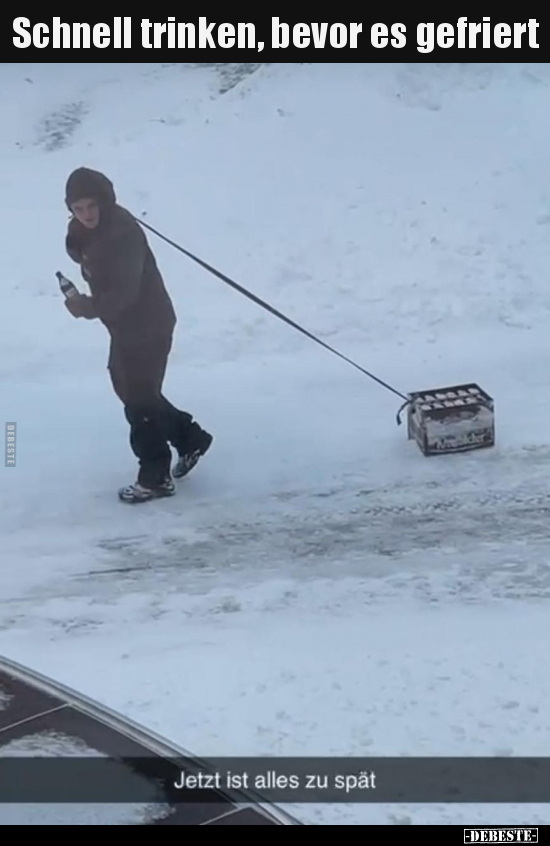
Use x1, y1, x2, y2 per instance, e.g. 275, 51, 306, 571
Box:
108, 333, 194, 487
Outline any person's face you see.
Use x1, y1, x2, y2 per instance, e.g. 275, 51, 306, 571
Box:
71, 197, 99, 229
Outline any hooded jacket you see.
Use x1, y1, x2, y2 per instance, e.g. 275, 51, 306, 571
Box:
65, 168, 176, 346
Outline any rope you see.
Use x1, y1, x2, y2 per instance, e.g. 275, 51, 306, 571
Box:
136, 217, 412, 424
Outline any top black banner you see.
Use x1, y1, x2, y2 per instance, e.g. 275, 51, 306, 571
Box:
3, 14, 547, 61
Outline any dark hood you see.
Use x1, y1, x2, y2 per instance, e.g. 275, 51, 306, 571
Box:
65, 167, 117, 211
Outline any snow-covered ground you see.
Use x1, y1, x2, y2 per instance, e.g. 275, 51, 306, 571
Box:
2, 62, 550, 825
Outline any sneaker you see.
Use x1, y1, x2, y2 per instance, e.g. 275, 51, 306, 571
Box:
173, 430, 213, 479
118, 477, 176, 503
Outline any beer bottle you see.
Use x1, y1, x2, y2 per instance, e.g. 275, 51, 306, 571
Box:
56, 271, 79, 299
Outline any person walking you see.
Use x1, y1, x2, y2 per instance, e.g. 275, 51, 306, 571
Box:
62, 167, 212, 503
